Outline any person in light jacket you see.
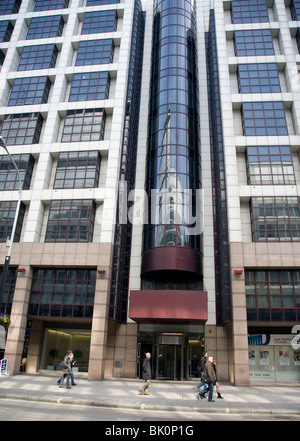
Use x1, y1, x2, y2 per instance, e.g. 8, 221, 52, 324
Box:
59, 349, 72, 389
138, 352, 151, 395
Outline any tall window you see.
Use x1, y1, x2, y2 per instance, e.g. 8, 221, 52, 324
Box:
28, 268, 96, 318
53, 151, 101, 189
234, 30, 274, 56
246, 270, 300, 322
0, 21, 13, 42
61, 108, 106, 142
45, 199, 96, 242
8, 76, 51, 106
81, 10, 118, 34
18, 44, 58, 71
75, 39, 114, 66
246, 146, 295, 185
238, 63, 281, 94
242, 102, 288, 136
69, 72, 110, 102
0, 0, 21, 15
250, 197, 300, 241
0, 201, 25, 243
0, 154, 35, 190
0, 268, 17, 315
231, 0, 269, 24
87, 0, 119, 4
0, 113, 44, 145
290, 0, 300, 20
26, 15, 64, 40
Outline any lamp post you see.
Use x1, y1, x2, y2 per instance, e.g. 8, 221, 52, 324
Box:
0, 136, 22, 313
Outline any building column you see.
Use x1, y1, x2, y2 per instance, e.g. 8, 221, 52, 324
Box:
5, 265, 33, 375
88, 243, 113, 380
230, 243, 250, 386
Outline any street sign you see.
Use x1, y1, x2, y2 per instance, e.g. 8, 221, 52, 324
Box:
0, 358, 7, 375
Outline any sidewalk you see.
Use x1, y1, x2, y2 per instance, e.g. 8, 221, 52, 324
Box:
0, 374, 299, 417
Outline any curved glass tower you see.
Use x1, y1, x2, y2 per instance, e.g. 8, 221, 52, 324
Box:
142, 0, 202, 281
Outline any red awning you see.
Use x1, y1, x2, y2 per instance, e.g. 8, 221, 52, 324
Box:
129, 290, 207, 324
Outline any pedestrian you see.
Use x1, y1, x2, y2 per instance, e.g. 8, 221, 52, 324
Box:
199, 350, 208, 372
57, 351, 77, 386
212, 358, 223, 399
199, 356, 216, 402
138, 352, 151, 396
59, 349, 73, 389
196, 350, 209, 399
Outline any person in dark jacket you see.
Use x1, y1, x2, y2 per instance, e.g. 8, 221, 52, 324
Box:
138, 352, 151, 395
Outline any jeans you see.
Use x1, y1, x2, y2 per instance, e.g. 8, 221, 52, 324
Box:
207, 381, 214, 401
60, 373, 71, 387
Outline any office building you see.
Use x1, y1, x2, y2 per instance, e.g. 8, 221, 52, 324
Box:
0, 0, 299, 385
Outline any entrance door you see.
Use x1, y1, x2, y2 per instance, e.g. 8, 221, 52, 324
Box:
157, 345, 182, 380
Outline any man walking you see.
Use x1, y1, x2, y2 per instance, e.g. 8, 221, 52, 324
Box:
138, 352, 151, 395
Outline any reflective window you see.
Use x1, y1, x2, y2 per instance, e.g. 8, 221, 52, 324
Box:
28, 268, 96, 318
69, 71, 110, 102
250, 197, 300, 241
234, 30, 274, 56
54, 151, 101, 189
75, 39, 114, 66
231, 0, 269, 24
8, 76, 51, 106
45, 199, 96, 242
18, 44, 58, 71
61, 108, 106, 143
0, 0, 21, 15
87, 0, 119, 4
242, 102, 288, 136
0, 201, 25, 243
26, 15, 64, 40
290, 0, 300, 20
34, 0, 69, 11
0, 112, 44, 145
246, 146, 295, 185
238, 63, 281, 94
246, 270, 300, 322
0, 268, 17, 315
0, 21, 13, 42
0, 154, 35, 190
81, 10, 117, 34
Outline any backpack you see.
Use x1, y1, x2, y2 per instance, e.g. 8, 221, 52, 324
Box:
200, 371, 209, 383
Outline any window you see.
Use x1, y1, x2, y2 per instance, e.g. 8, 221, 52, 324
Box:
231, 0, 269, 24
81, 10, 117, 34
0, 201, 25, 243
290, 0, 300, 21
34, 0, 69, 11
242, 102, 288, 136
0, 21, 13, 42
54, 151, 101, 189
75, 39, 114, 66
18, 44, 58, 71
69, 71, 110, 102
250, 197, 300, 241
45, 199, 96, 242
0, 154, 35, 190
0, 267, 17, 315
246, 146, 295, 185
0, 0, 21, 15
8, 76, 51, 106
61, 108, 106, 142
238, 64, 281, 94
26, 15, 64, 40
87, 0, 119, 4
234, 30, 274, 57
0, 113, 44, 145
28, 268, 96, 318
246, 270, 300, 322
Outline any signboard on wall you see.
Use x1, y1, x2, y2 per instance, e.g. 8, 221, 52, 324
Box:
0, 359, 7, 376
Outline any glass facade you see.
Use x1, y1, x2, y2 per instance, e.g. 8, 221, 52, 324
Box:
61, 108, 106, 143
8, 76, 51, 106
231, 0, 269, 24
68, 72, 110, 102
0, 112, 44, 145
234, 30, 275, 57
75, 39, 114, 66
242, 102, 288, 136
0, 154, 35, 191
238, 63, 281, 94
18, 44, 58, 71
143, 0, 201, 253
81, 10, 118, 34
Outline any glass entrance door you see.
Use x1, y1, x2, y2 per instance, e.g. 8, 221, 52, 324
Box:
157, 345, 182, 380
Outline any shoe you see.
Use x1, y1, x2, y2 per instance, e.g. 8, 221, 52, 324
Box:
144, 392, 150, 395
217, 393, 224, 399
138, 388, 143, 395
208, 399, 215, 402
199, 394, 204, 400
72, 383, 77, 386
59, 385, 64, 388
66, 386, 71, 389
196, 394, 200, 400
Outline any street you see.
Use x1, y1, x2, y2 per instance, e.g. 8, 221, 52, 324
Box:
0, 398, 298, 422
